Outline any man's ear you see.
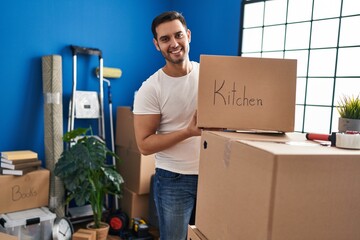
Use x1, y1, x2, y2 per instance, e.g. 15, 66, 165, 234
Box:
153, 38, 160, 51
187, 29, 191, 43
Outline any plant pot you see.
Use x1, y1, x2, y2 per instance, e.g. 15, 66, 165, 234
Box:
86, 221, 110, 240
338, 117, 360, 133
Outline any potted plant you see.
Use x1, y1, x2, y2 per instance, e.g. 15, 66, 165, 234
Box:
54, 127, 124, 240
337, 94, 360, 132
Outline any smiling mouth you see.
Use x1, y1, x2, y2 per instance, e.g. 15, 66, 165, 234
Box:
169, 48, 182, 54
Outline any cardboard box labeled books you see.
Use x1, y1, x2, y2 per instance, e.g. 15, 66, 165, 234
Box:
0, 169, 50, 214
197, 55, 297, 132
116, 106, 155, 195
196, 131, 360, 240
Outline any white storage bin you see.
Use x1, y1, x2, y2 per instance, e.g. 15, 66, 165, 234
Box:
0, 207, 56, 240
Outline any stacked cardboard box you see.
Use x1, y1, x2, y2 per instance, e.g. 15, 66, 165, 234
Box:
195, 131, 360, 240
191, 55, 360, 240
0, 168, 50, 214
115, 107, 156, 222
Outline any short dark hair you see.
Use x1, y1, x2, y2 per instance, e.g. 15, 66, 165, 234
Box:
151, 11, 187, 39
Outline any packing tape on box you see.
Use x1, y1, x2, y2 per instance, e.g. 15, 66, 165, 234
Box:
336, 133, 360, 150
224, 139, 237, 167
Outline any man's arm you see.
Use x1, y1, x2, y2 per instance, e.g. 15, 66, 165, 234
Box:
133, 112, 201, 155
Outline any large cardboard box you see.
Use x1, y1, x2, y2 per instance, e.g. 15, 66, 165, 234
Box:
196, 131, 360, 240
197, 55, 297, 132
119, 187, 149, 222
116, 146, 155, 195
116, 106, 138, 151
0, 169, 50, 214
116, 106, 155, 195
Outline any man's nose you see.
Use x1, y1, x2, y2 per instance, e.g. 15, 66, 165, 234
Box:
169, 37, 179, 48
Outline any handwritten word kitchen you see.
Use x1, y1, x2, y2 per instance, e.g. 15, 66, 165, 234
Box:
213, 80, 263, 107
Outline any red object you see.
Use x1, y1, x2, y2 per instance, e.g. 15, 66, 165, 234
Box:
306, 132, 336, 146
346, 131, 360, 134
306, 133, 331, 141
110, 217, 123, 231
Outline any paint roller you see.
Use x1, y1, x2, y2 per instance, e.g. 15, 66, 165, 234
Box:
96, 67, 122, 79
95, 67, 122, 166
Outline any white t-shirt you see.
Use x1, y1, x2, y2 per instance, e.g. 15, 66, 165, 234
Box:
133, 61, 200, 174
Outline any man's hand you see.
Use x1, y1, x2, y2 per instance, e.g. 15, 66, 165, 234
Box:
187, 111, 202, 137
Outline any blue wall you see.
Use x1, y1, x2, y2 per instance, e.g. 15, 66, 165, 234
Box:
0, 0, 241, 163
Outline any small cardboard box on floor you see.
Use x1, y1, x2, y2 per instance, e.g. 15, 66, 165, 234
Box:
116, 106, 155, 195
197, 55, 297, 132
0, 169, 50, 214
73, 229, 96, 240
195, 131, 360, 240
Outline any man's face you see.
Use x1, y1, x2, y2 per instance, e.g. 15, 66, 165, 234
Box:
153, 19, 191, 64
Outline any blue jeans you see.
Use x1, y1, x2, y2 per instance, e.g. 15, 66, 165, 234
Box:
153, 168, 198, 240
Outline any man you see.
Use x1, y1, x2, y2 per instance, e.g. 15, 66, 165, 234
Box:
133, 11, 201, 240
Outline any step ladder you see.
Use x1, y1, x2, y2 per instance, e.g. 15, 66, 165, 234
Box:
68, 45, 105, 140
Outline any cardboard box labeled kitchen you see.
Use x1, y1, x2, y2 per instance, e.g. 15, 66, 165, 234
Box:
197, 55, 297, 132
0, 169, 50, 214
195, 131, 360, 240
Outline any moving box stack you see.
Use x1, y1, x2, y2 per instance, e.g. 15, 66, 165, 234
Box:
187, 55, 360, 240
0, 150, 53, 239
115, 107, 157, 230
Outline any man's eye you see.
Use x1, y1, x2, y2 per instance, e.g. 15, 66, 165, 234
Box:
176, 33, 184, 38
160, 37, 169, 42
